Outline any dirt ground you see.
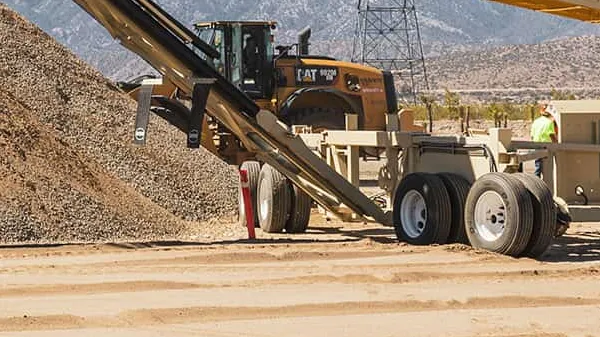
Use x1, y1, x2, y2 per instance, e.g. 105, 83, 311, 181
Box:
1, 216, 600, 337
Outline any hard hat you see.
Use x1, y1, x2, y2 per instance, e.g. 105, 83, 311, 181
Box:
545, 105, 558, 119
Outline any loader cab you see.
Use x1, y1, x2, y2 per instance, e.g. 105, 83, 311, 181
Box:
194, 21, 276, 100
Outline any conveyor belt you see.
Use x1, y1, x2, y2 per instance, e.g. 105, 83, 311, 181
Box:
72, 0, 390, 225
488, 0, 600, 23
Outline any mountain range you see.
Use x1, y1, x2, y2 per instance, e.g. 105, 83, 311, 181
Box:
4, 0, 600, 85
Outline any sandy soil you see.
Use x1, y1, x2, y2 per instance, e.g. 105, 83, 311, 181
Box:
1, 217, 600, 337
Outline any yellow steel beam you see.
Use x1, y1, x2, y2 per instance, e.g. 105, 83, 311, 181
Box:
488, 0, 600, 23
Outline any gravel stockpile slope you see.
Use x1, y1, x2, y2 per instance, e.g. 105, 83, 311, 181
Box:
0, 5, 238, 222
0, 91, 190, 243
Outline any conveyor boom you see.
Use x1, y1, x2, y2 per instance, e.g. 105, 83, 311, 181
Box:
72, 0, 390, 225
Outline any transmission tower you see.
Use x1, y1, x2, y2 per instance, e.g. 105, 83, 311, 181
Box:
352, 0, 429, 104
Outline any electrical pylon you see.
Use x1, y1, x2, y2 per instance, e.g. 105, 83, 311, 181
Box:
352, 0, 429, 104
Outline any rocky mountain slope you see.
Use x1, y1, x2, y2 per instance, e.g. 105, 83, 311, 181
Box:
4, 0, 600, 80
425, 35, 600, 102
429, 35, 600, 90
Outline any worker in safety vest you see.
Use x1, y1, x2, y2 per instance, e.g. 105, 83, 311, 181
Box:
530, 103, 558, 178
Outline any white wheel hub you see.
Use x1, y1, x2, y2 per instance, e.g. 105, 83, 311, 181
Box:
474, 191, 507, 242
400, 190, 427, 239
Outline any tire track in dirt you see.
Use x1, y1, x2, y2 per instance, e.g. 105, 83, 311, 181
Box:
10, 260, 538, 279
0, 256, 589, 279
0, 239, 398, 258
0, 281, 203, 297
1, 266, 599, 298
1, 297, 598, 332
0, 246, 513, 274
496, 335, 566, 337
0, 240, 505, 261
2, 234, 600, 336
0, 249, 410, 269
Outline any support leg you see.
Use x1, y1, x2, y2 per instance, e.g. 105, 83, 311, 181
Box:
385, 114, 400, 211
542, 152, 555, 196
345, 114, 359, 187
187, 78, 215, 149
133, 83, 153, 145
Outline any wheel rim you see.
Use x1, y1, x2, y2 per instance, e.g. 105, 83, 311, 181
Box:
400, 190, 427, 239
259, 178, 270, 222
474, 191, 507, 242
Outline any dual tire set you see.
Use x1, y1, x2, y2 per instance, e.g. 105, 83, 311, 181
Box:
240, 162, 557, 258
239, 161, 312, 234
393, 172, 556, 258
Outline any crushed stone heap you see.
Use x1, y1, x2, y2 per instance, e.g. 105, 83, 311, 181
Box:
0, 90, 188, 243
0, 5, 240, 243
0, 5, 239, 220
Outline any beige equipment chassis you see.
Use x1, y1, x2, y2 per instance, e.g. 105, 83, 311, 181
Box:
300, 117, 550, 217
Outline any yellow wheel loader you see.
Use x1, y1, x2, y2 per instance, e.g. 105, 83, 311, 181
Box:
120, 21, 400, 165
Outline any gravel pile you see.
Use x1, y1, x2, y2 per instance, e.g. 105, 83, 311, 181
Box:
0, 5, 238, 231
0, 91, 190, 243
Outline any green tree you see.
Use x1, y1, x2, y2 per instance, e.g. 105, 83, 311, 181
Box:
500, 102, 519, 120
444, 89, 460, 120
524, 102, 537, 121
487, 103, 504, 127
419, 93, 436, 133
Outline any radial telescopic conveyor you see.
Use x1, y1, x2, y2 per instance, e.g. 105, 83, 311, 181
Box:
488, 0, 600, 23
72, 0, 390, 225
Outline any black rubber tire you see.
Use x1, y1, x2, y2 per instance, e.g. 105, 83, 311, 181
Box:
238, 161, 261, 228
393, 173, 452, 245
286, 107, 346, 132
513, 173, 556, 258
286, 107, 381, 158
285, 182, 312, 233
465, 173, 534, 257
437, 173, 472, 244
256, 164, 291, 233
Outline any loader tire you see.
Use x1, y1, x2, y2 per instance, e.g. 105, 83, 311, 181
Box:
393, 173, 452, 245
285, 182, 312, 233
437, 173, 472, 244
286, 107, 380, 157
465, 173, 534, 257
238, 161, 261, 228
286, 107, 346, 133
513, 173, 556, 258
257, 164, 291, 233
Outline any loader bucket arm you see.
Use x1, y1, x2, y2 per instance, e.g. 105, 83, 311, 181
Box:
71, 0, 390, 225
